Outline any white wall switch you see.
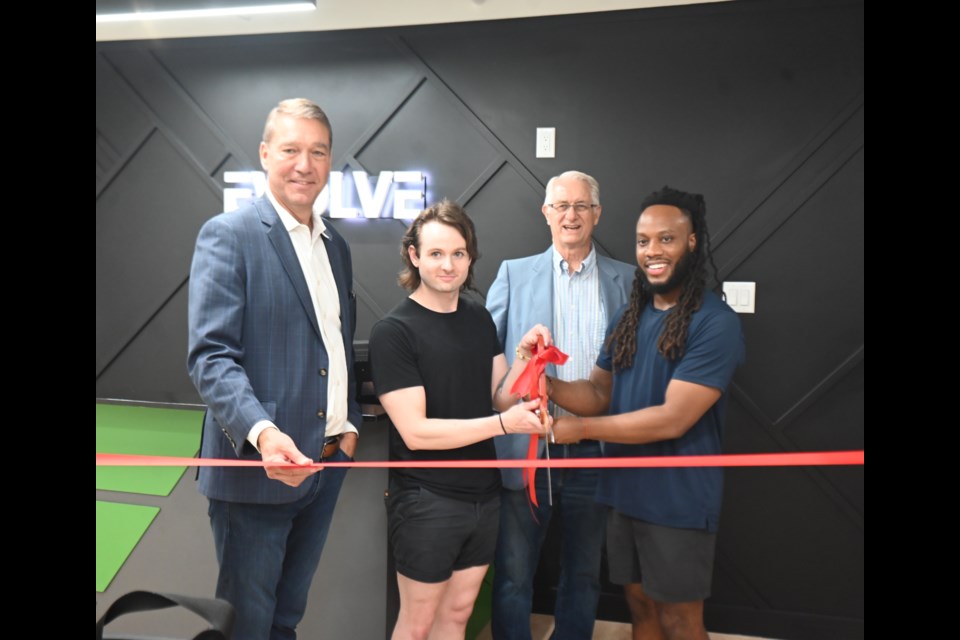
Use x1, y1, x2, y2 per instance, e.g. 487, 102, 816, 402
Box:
722, 281, 756, 314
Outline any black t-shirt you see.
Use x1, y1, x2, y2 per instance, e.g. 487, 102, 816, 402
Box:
370, 296, 503, 501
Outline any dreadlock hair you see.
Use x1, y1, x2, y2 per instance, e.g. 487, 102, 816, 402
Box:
607, 186, 722, 370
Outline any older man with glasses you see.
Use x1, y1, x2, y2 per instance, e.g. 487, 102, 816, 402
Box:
486, 170, 635, 639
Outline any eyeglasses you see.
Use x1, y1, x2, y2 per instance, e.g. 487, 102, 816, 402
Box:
547, 202, 597, 214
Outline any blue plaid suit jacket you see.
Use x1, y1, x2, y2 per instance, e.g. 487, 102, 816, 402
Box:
187, 196, 360, 504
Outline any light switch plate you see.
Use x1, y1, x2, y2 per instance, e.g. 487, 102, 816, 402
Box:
722, 281, 756, 314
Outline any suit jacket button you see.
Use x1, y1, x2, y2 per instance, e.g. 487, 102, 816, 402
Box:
317, 410, 325, 419
319, 368, 328, 376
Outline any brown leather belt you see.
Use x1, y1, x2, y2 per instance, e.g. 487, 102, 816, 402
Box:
321, 435, 342, 461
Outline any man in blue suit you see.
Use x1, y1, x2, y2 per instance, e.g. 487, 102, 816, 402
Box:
487, 171, 635, 639
188, 98, 360, 640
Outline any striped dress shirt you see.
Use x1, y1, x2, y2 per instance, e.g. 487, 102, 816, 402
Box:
552, 245, 607, 418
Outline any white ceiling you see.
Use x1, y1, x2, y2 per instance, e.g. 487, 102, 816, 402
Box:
96, 0, 724, 42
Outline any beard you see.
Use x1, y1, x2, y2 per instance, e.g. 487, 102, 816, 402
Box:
642, 248, 694, 296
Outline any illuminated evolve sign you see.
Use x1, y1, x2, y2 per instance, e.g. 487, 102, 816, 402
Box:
224, 170, 427, 219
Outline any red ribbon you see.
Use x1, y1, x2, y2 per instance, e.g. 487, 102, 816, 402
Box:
96, 450, 865, 468
509, 342, 569, 507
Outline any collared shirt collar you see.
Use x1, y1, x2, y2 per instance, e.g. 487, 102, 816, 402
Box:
552, 244, 597, 276
266, 189, 329, 239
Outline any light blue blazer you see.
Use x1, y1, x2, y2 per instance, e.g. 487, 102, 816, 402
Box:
486, 246, 635, 490
187, 196, 360, 504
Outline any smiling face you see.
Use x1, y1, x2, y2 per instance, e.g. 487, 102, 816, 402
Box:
636, 204, 697, 305
409, 221, 472, 300
542, 176, 601, 257
259, 113, 331, 222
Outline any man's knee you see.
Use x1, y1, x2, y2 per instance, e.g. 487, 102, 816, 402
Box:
435, 600, 474, 628
623, 583, 659, 624
396, 606, 438, 640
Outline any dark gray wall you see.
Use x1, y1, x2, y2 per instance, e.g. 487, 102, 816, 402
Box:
96, 1, 864, 638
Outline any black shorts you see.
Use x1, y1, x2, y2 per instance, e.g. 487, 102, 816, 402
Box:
606, 509, 717, 602
385, 485, 500, 584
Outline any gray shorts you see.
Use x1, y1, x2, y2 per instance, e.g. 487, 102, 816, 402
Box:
606, 509, 717, 602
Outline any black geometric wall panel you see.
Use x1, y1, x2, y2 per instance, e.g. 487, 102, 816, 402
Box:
96, 285, 200, 403
729, 148, 864, 424
96, 1, 864, 637
96, 129, 221, 378
355, 80, 503, 210
153, 34, 427, 170
468, 163, 550, 292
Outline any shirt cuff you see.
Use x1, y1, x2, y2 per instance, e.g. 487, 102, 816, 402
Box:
331, 421, 359, 438
248, 420, 279, 453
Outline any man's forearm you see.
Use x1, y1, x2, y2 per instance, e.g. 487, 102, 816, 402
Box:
548, 376, 609, 417
554, 379, 723, 445
570, 406, 684, 444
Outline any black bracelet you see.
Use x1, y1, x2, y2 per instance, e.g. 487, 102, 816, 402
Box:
497, 412, 508, 435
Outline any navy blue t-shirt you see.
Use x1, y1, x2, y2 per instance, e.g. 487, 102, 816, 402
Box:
595, 291, 744, 532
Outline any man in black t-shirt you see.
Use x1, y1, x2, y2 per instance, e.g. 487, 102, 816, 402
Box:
370, 200, 550, 640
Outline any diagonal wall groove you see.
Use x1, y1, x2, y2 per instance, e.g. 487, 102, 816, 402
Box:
774, 346, 863, 429
343, 75, 428, 166
727, 380, 864, 531
393, 34, 626, 261
96, 127, 157, 201
99, 51, 226, 202
717, 136, 864, 282
97, 277, 189, 380
712, 94, 864, 251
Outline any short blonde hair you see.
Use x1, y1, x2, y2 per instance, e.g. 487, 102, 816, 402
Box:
262, 98, 332, 146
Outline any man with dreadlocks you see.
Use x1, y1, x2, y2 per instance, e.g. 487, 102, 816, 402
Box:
548, 186, 745, 640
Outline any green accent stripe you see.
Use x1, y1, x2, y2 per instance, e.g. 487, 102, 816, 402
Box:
96, 501, 160, 592
96, 403, 203, 496
466, 565, 494, 640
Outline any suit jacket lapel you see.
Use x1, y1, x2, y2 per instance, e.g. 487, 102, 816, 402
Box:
257, 197, 322, 339
599, 256, 634, 315
321, 227, 354, 347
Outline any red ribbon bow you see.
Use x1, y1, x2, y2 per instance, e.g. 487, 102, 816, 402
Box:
509, 340, 568, 507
